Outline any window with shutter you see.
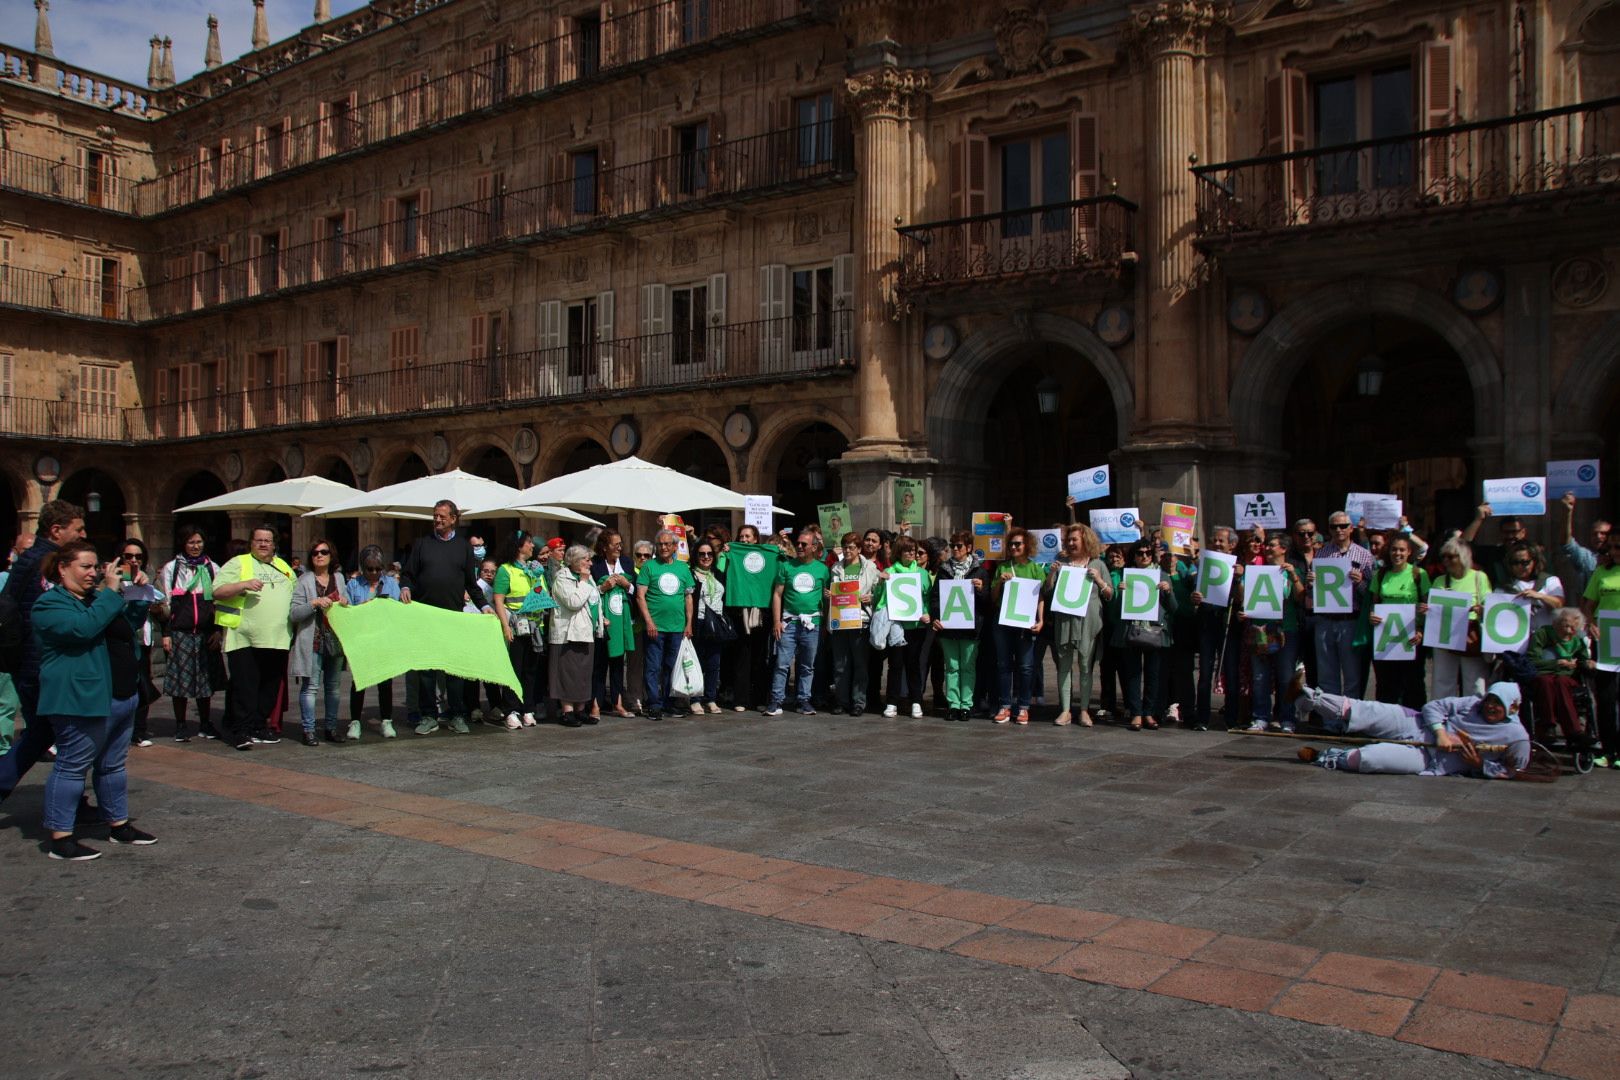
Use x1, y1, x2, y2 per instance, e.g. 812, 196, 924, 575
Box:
706, 272, 727, 368
758, 263, 787, 371
1263, 69, 1309, 221
1420, 41, 1454, 195
670, 283, 707, 369
1310, 64, 1413, 196
790, 264, 836, 365
563, 298, 598, 385
641, 284, 670, 370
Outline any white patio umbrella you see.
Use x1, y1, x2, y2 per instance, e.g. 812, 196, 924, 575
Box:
486, 455, 791, 516
175, 475, 363, 515
302, 469, 601, 526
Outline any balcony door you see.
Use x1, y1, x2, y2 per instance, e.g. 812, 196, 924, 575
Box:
996, 130, 1070, 240
1312, 65, 1414, 195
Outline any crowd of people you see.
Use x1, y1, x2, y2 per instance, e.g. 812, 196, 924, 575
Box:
0, 488, 1614, 858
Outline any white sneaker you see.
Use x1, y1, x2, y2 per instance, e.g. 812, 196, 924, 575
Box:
882, 704, 898, 718
521, 713, 537, 727
347, 721, 361, 742
380, 720, 396, 739
504, 712, 522, 731
910, 703, 923, 719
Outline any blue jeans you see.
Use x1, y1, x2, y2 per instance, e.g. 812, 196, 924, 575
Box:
298, 652, 345, 733
642, 629, 682, 711
1120, 646, 1162, 718
416, 670, 465, 720
1250, 631, 1301, 727
693, 637, 724, 706
1314, 617, 1362, 698
42, 694, 137, 833
995, 626, 1036, 709
770, 619, 820, 709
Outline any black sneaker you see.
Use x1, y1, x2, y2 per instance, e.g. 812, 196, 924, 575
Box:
48, 837, 102, 861
173, 728, 191, 743
234, 741, 253, 752
198, 726, 220, 740
252, 733, 281, 745
109, 822, 158, 846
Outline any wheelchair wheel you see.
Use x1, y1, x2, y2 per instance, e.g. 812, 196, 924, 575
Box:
1574, 749, 1596, 775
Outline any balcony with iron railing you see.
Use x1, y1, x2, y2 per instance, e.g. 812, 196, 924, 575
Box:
0, 146, 139, 215
896, 195, 1139, 295
0, 264, 146, 322
142, 119, 853, 323
1193, 96, 1620, 244
0, 397, 127, 443
101, 310, 852, 444
136, 0, 810, 217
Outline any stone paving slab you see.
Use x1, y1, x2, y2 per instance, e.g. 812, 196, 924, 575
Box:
5, 697, 1617, 1076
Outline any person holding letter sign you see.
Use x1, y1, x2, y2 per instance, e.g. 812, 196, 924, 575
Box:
1430, 539, 1492, 698
1501, 541, 1565, 638
827, 533, 880, 717
1368, 534, 1430, 708
1188, 527, 1241, 731
936, 532, 989, 721
1243, 534, 1306, 732
1306, 512, 1374, 699
1580, 532, 1620, 768
1046, 524, 1112, 727
1111, 541, 1177, 731
992, 528, 1046, 725
879, 536, 934, 719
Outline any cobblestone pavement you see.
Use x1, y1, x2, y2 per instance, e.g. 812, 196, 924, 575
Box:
5, 685, 1618, 1078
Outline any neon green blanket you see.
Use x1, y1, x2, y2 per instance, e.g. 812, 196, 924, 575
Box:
328, 600, 520, 693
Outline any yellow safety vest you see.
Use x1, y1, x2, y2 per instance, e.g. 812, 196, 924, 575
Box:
213, 553, 294, 629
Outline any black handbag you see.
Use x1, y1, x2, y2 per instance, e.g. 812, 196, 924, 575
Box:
1125, 620, 1165, 649
697, 604, 737, 643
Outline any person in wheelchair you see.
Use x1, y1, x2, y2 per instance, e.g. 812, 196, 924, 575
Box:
1525, 607, 1595, 747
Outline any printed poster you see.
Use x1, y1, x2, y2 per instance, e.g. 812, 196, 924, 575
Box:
817, 502, 852, 539
1160, 502, 1198, 557
998, 577, 1041, 628
1345, 492, 1402, 530
1548, 459, 1601, 500
885, 572, 925, 622
1242, 565, 1287, 621
1119, 568, 1161, 622
829, 578, 863, 632
1067, 465, 1111, 504
1029, 528, 1062, 565
744, 495, 773, 534
1482, 477, 1547, 516
1196, 551, 1236, 608
1048, 565, 1095, 618
973, 512, 1009, 560
1480, 593, 1532, 654
1234, 492, 1287, 531
1423, 588, 1474, 653
1311, 556, 1353, 615
936, 578, 976, 630
1090, 507, 1142, 546
1372, 604, 1418, 661
893, 478, 925, 528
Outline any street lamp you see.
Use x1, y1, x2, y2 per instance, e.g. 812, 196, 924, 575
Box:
1035, 375, 1061, 416
86, 490, 102, 513
805, 456, 827, 492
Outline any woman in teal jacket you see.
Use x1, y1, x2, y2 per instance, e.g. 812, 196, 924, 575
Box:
33, 540, 158, 861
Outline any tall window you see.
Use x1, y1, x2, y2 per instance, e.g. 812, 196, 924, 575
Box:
997, 129, 1070, 236
1312, 65, 1413, 194
671, 283, 708, 365
85, 150, 108, 207
266, 119, 289, 171
389, 325, 421, 405
795, 93, 836, 166
576, 13, 602, 77
791, 265, 834, 353
679, 0, 711, 43
571, 149, 599, 215
325, 211, 347, 271
677, 121, 710, 195
257, 231, 282, 291
397, 194, 422, 256
78, 362, 117, 438
566, 298, 598, 378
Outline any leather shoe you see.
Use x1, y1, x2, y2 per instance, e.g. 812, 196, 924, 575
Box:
301, 733, 320, 747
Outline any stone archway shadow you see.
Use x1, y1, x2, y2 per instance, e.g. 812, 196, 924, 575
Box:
1552, 310, 1620, 434
1231, 278, 1503, 451
926, 312, 1135, 464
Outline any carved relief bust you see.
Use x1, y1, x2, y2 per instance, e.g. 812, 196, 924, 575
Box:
995, 4, 1052, 76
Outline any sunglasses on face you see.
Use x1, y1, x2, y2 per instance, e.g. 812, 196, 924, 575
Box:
635, 552, 651, 559
1509, 558, 1532, 566
1008, 541, 1025, 548
121, 552, 143, 561
1330, 523, 1352, 530
696, 550, 714, 558
313, 549, 331, 556
795, 541, 813, 549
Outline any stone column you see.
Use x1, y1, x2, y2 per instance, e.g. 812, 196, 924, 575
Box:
839, 67, 931, 529
1118, 1, 1227, 509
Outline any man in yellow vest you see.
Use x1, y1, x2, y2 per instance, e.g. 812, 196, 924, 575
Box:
214, 525, 296, 751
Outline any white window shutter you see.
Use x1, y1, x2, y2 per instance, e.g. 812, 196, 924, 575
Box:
596, 289, 615, 378
759, 263, 786, 370
706, 272, 727, 368
832, 254, 854, 359
539, 300, 563, 351
641, 283, 668, 367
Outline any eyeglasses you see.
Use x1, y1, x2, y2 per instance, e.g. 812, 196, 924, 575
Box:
696, 550, 714, 558
1008, 541, 1025, 548
313, 548, 331, 556
1330, 523, 1352, 530
121, 552, 143, 561
951, 541, 969, 548
634, 551, 652, 559
795, 541, 812, 549
1508, 558, 1532, 567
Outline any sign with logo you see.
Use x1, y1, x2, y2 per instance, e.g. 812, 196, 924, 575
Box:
1482, 476, 1547, 516
1234, 492, 1287, 530
973, 512, 1009, 559
1090, 507, 1141, 545
1160, 502, 1198, 556
1029, 528, 1061, 565
1548, 459, 1601, 500
1067, 464, 1111, 504
742, 551, 767, 575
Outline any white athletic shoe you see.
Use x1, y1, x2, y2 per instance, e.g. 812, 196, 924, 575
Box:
380, 720, 397, 739
882, 704, 898, 718
347, 721, 361, 742
910, 703, 923, 719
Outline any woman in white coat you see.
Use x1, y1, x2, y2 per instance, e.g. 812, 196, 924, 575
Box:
549, 545, 602, 726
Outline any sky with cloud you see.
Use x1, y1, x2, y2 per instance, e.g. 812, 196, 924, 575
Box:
1, 0, 371, 87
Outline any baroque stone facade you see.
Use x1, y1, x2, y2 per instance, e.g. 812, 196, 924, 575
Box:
1, 0, 1618, 562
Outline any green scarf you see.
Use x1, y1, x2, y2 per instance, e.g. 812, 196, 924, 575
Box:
328, 600, 519, 693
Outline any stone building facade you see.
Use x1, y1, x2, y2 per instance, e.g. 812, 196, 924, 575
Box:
1, 0, 1617, 563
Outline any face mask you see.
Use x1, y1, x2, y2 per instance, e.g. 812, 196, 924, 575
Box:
472, 546, 486, 559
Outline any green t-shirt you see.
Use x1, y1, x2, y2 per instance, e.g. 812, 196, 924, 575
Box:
224, 555, 294, 652
1000, 560, 1047, 582
637, 558, 695, 633
776, 557, 831, 617
1585, 563, 1620, 613
1372, 565, 1429, 605
724, 542, 780, 609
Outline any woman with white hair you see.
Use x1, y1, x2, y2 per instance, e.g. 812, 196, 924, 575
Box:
549, 544, 602, 725
1430, 537, 1492, 698
1527, 606, 1593, 744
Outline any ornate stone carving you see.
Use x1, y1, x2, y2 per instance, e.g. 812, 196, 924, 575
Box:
392, 289, 414, 315
318, 303, 337, 329
1552, 257, 1609, 308
844, 67, 931, 121
567, 256, 589, 282
793, 212, 821, 245
995, 4, 1053, 76
474, 273, 495, 301
671, 236, 697, 266
1126, 1, 1231, 57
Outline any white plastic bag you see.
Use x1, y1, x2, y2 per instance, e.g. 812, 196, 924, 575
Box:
672, 636, 704, 698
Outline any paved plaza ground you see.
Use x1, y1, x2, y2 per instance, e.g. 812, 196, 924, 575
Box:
5, 683, 1620, 1079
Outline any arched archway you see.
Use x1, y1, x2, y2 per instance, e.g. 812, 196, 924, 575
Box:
761, 421, 853, 534
59, 468, 127, 556
656, 431, 733, 536
384, 452, 431, 560
1554, 310, 1620, 525
173, 470, 232, 564
308, 456, 360, 570
926, 314, 1132, 528
462, 445, 522, 552
0, 467, 22, 552
1232, 279, 1502, 451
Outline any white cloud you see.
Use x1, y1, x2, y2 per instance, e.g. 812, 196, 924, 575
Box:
0, 0, 371, 87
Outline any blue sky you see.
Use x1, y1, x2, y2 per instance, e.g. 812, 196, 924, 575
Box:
0, 0, 371, 87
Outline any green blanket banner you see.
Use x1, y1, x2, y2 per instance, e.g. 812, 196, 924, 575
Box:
328, 600, 520, 694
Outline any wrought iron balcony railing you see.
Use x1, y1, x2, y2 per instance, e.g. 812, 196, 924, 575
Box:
0, 264, 145, 321
896, 195, 1138, 292
0, 146, 138, 214
101, 311, 852, 443
1193, 96, 1620, 241
0, 397, 127, 442
135, 0, 806, 216
142, 119, 852, 322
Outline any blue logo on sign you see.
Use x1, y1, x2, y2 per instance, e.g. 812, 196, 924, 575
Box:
1579, 464, 1597, 482
1092, 470, 1107, 484
1042, 533, 1059, 550
1521, 482, 1541, 498
1120, 513, 1136, 527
